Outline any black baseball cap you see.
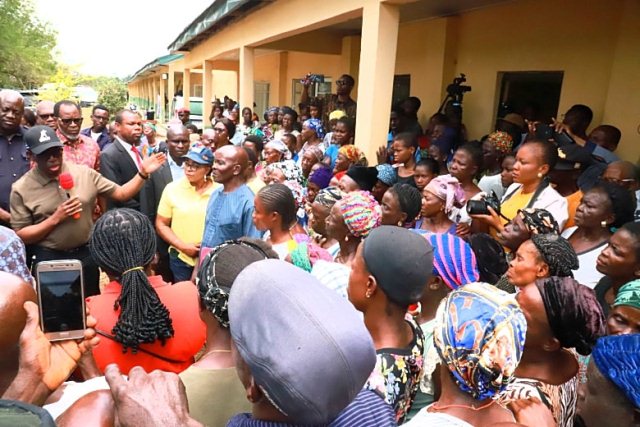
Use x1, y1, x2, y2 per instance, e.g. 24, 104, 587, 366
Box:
24, 125, 63, 155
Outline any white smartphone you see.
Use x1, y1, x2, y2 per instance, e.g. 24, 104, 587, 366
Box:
35, 260, 86, 341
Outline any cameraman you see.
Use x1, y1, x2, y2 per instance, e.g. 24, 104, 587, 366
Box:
301, 74, 357, 129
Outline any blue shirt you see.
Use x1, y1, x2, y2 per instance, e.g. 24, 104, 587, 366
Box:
325, 144, 339, 169
201, 184, 260, 249
80, 127, 111, 150
0, 127, 29, 217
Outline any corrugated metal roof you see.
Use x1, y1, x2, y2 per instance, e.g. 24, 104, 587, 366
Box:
127, 53, 184, 82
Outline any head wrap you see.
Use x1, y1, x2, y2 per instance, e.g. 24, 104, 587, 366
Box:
329, 110, 347, 121
283, 180, 307, 211
345, 166, 378, 192
530, 234, 578, 277
535, 276, 606, 356
363, 226, 434, 306
426, 233, 479, 290
614, 279, 640, 310
434, 282, 527, 400
304, 118, 326, 139
468, 233, 509, 284
143, 122, 156, 132
375, 164, 397, 187
338, 145, 366, 165
305, 145, 324, 163
517, 208, 560, 236
424, 174, 466, 215
339, 191, 382, 238
592, 334, 640, 409
309, 166, 333, 190
289, 242, 333, 273
486, 131, 513, 154
265, 139, 291, 160
314, 186, 343, 209
269, 160, 303, 185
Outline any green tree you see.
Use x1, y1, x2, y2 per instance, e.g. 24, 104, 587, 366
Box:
96, 78, 128, 117
37, 65, 79, 102
0, 0, 57, 88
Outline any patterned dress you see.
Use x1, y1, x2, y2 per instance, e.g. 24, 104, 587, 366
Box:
365, 315, 425, 424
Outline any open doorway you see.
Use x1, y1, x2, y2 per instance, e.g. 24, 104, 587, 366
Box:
496, 71, 564, 123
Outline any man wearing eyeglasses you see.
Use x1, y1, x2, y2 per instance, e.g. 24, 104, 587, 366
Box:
301, 73, 357, 129
54, 100, 101, 172
80, 104, 111, 150
35, 100, 57, 130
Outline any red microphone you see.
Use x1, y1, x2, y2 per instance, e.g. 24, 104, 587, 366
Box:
59, 172, 81, 219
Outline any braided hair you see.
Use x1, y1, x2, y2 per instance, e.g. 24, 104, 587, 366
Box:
89, 208, 174, 353
196, 238, 278, 328
257, 183, 297, 231
388, 183, 422, 222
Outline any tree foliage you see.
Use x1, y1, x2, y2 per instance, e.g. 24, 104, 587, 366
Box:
95, 78, 128, 117
37, 65, 79, 102
0, 0, 57, 88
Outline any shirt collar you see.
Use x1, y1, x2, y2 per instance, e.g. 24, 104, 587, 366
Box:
56, 130, 85, 146
116, 136, 137, 152
33, 161, 69, 186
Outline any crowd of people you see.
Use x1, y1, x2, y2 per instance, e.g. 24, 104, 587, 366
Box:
0, 71, 639, 427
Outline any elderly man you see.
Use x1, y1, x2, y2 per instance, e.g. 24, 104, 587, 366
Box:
201, 145, 260, 250
81, 104, 111, 150
35, 100, 56, 130
10, 125, 166, 296
55, 100, 101, 171
200, 128, 215, 148
0, 89, 28, 227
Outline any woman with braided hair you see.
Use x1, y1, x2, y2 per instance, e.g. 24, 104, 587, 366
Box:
380, 183, 422, 227
86, 208, 205, 374
180, 238, 278, 426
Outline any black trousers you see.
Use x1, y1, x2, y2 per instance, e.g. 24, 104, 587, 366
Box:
27, 244, 100, 297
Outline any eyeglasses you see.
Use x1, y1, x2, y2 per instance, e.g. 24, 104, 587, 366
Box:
59, 118, 83, 125
603, 177, 635, 186
213, 127, 226, 133
336, 80, 349, 86
184, 161, 207, 170
38, 114, 54, 119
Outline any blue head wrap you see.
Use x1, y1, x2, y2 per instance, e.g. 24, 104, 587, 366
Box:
304, 118, 325, 139
375, 164, 397, 186
434, 282, 527, 400
592, 334, 640, 409
426, 233, 479, 290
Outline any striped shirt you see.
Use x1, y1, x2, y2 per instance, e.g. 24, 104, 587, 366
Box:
201, 184, 261, 249
225, 390, 395, 427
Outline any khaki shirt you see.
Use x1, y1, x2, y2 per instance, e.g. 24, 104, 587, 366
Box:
10, 162, 117, 250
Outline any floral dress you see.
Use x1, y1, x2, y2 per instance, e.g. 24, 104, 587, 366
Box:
364, 315, 425, 424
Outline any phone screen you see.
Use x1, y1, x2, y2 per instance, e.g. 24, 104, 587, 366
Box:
38, 269, 84, 333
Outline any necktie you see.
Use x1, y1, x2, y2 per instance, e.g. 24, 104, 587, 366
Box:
131, 145, 143, 170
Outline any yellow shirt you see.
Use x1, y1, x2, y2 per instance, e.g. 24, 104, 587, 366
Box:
157, 177, 217, 266
500, 188, 534, 226
247, 175, 266, 195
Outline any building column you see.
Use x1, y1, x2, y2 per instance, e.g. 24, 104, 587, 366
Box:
239, 46, 255, 110
151, 78, 158, 116
203, 60, 213, 126
354, 2, 400, 163
159, 75, 166, 122
183, 68, 191, 109
168, 71, 175, 118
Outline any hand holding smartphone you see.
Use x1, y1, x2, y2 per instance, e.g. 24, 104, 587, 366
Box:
35, 260, 86, 341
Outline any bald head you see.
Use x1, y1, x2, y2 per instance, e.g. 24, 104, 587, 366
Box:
0, 90, 24, 135
166, 124, 188, 141
0, 272, 36, 360
603, 161, 639, 191
36, 100, 56, 130
213, 145, 249, 185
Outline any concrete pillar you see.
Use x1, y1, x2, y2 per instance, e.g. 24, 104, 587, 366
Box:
341, 36, 361, 99
183, 68, 191, 109
151, 78, 158, 115
354, 2, 400, 163
203, 60, 213, 126
168, 71, 175, 118
277, 52, 288, 106
239, 46, 255, 110
159, 76, 166, 123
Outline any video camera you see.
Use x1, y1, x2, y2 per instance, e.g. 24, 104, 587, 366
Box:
446, 74, 472, 105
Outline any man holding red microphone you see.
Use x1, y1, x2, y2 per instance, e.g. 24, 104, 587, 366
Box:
9, 125, 166, 296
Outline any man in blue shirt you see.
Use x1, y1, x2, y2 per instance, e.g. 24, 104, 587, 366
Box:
202, 145, 260, 250
80, 105, 112, 150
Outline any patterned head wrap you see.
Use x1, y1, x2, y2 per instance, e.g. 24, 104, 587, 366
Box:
143, 122, 156, 132
305, 145, 325, 163
535, 276, 606, 356
268, 160, 303, 185
314, 186, 343, 209
424, 175, 466, 215
375, 164, 397, 187
329, 110, 347, 121
426, 233, 479, 290
530, 234, 578, 277
283, 180, 307, 211
308, 166, 333, 190
265, 139, 291, 160
338, 191, 382, 238
614, 279, 640, 310
289, 242, 333, 273
304, 118, 326, 139
517, 208, 559, 236
434, 282, 527, 400
338, 145, 366, 165
592, 334, 640, 409
486, 131, 513, 154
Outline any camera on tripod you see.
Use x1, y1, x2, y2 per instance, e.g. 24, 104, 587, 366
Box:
446, 74, 472, 105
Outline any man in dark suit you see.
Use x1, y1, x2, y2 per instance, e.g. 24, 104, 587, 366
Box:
101, 109, 146, 211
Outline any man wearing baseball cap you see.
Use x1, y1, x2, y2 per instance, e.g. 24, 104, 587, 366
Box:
178, 108, 191, 126
10, 125, 167, 296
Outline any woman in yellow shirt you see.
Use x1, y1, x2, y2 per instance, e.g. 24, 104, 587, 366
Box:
473, 140, 568, 234
156, 146, 216, 281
